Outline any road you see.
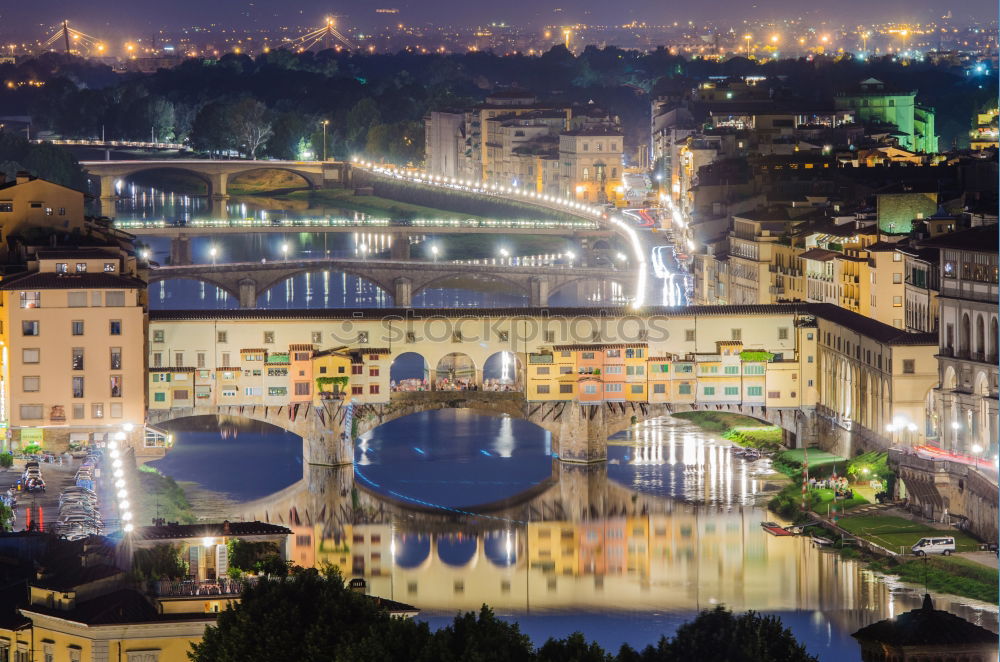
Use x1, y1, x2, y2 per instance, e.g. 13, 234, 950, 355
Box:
621, 207, 691, 307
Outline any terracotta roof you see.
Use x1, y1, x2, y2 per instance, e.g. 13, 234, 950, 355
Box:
31, 563, 123, 592
147, 367, 196, 373
853, 594, 999, 647
0, 272, 145, 290
35, 249, 119, 260
288, 344, 314, 352
22, 588, 215, 626
240, 348, 267, 353
800, 248, 840, 262
134, 521, 291, 541
551, 344, 647, 351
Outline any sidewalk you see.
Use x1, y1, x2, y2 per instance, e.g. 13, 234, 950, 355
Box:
958, 551, 999, 569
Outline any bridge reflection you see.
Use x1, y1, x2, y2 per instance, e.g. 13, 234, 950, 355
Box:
235, 464, 997, 633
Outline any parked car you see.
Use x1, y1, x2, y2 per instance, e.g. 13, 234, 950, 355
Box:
912, 537, 956, 556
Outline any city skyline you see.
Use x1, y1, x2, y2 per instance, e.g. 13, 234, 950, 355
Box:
2, 1, 997, 35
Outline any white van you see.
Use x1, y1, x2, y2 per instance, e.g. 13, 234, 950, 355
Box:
911, 537, 956, 556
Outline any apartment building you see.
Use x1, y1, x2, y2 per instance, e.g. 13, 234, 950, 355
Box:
0, 172, 86, 250
1, 247, 146, 449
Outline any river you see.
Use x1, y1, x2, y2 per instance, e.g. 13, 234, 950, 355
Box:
115, 185, 601, 309
150, 412, 999, 661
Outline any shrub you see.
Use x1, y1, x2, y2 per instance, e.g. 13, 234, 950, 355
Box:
0, 453, 12, 468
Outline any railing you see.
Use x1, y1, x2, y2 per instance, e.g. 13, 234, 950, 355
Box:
153, 577, 257, 597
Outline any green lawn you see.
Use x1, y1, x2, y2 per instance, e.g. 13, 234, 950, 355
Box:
811, 487, 870, 512
285, 189, 483, 220
672, 411, 772, 433
873, 555, 999, 604
838, 515, 981, 554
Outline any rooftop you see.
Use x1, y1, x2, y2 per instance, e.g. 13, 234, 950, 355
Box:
920, 224, 999, 252
853, 594, 999, 647
133, 521, 291, 541
22, 588, 215, 626
0, 272, 146, 291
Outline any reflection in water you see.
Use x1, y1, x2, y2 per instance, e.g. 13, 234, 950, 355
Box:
148, 415, 303, 501
226, 413, 997, 662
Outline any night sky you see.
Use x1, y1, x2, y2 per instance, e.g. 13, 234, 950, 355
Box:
3, 0, 995, 35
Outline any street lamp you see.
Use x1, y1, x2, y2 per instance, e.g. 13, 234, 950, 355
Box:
281, 243, 289, 261
209, 246, 218, 265
499, 247, 510, 265
431, 244, 439, 262
321, 119, 330, 161
359, 243, 368, 260
565, 250, 576, 266
744, 34, 752, 58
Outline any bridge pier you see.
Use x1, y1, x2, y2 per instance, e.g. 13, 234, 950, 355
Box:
170, 236, 192, 265
529, 277, 550, 307
390, 237, 411, 260
209, 172, 228, 199
99, 175, 118, 218
393, 277, 412, 307
238, 278, 258, 308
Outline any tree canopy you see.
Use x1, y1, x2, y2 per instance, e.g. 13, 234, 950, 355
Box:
188, 569, 817, 662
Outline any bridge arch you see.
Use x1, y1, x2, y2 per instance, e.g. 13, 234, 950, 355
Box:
437, 535, 479, 568
414, 272, 530, 298
227, 167, 317, 193
549, 275, 626, 305
435, 352, 477, 389
255, 269, 394, 307
393, 533, 432, 570
483, 351, 522, 390
148, 275, 240, 305
104, 166, 214, 196
390, 352, 430, 391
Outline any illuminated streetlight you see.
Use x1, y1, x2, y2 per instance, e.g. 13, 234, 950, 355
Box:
209, 246, 218, 265
499, 247, 510, 265
744, 34, 752, 58
431, 244, 439, 262
321, 119, 330, 161
281, 243, 289, 261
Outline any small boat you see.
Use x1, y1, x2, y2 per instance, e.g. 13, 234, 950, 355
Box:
760, 521, 795, 536
811, 536, 834, 546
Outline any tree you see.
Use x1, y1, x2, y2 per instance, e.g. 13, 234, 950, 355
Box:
538, 632, 611, 662
191, 101, 233, 155
228, 98, 273, 159
662, 607, 818, 662
133, 544, 187, 580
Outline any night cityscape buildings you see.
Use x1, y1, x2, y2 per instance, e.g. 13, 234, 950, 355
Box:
0, 2, 995, 660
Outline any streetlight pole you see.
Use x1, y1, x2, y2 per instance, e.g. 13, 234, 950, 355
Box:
745, 34, 752, 58
209, 246, 218, 266
431, 245, 439, 263
321, 120, 329, 161
281, 242, 289, 261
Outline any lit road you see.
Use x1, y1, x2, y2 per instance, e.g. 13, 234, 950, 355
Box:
622, 208, 690, 307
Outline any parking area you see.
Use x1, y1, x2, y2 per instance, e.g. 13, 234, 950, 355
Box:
1, 454, 109, 537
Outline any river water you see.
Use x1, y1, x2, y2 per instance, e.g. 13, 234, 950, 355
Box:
153, 412, 999, 661
117, 186, 594, 309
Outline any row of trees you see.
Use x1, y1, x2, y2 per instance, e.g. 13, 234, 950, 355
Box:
190, 568, 819, 662
0, 47, 993, 166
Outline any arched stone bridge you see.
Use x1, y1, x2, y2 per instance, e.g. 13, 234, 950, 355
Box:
147, 392, 814, 467
147, 258, 635, 308
82, 159, 350, 216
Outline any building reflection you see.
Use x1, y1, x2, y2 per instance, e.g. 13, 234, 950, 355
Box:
242, 464, 997, 636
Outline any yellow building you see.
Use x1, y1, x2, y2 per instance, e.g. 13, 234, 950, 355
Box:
0, 173, 86, 248
1, 247, 146, 451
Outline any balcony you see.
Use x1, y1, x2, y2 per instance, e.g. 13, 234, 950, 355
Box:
153, 577, 257, 597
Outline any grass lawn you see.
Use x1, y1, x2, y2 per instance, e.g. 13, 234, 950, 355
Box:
672, 411, 772, 433
284, 189, 484, 220
873, 555, 999, 604
811, 487, 870, 512
838, 515, 981, 554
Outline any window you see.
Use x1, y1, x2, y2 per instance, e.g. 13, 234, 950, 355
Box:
22, 376, 39, 392
351, 364, 363, 375
892, 252, 902, 262
19, 404, 43, 420
605, 365, 623, 375
217, 331, 228, 343
724, 366, 739, 374
109, 347, 122, 370
357, 331, 369, 344
110, 376, 122, 397
559, 384, 573, 394
311, 331, 323, 344
731, 329, 742, 341
626, 365, 645, 376
544, 331, 555, 343
405, 331, 416, 343
630, 384, 643, 394
91, 403, 104, 419
724, 386, 739, 396
685, 329, 695, 341
263, 331, 275, 344
892, 273, 902, 284
105, 291, 124, 306
768, 391, 780, 399
581, 352, 595, 360
110, 319, 122, 335
351, 385, 363, 395
744, 364, 765, 375
22, 348, 39, 364
152, 330, 164, 343
703, 387, 715, 396
22, 321, 39, 336
110, 403, 123, 418
72, 376, 85, 398
0, 202, 11, 212
583, 384, 598, 394
807, 355, 814, 363
892, 296, 903, 307
778, 327, 789, 340
653, 383, 666, 394
55, 262, 68, 273
197, 352, 206, 368
103, 262, 116, 272
902, 359, 915, 374
75, 262, 87, 273
747, 386, 763, 396
72, 348, 84, 370
536, 367, 551, 375
71, 320, 84, 335
678, 383, 692, 395
268, 387, 288, 396
294, 382, 311, 396
536, 384, 551, 394
174, 352, 184, 367
368, 366, 379, 377
452, 331, 463, 343
20, 292, 41, 308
